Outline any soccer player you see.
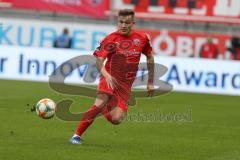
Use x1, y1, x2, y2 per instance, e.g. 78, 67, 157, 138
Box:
70, 9, 155, 144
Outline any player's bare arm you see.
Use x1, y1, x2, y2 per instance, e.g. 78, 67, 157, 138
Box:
96, 57, 117, 89
146, 54, 154, 97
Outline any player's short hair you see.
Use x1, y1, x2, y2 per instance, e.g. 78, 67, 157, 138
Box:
118, 9, 135, 17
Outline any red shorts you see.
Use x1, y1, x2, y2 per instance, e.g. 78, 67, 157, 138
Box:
97, 77, 130, 112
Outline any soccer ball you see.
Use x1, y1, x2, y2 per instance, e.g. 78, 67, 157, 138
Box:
36, 98, 56, 119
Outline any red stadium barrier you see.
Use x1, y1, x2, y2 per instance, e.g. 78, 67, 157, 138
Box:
0, 0, 109, 18
110, 0, 240, 24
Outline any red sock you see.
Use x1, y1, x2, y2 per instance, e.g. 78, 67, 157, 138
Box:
101, 104, 114, 122
75, 105, 102, 136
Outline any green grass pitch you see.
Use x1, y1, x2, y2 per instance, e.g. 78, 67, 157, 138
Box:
0, 79, 239, 160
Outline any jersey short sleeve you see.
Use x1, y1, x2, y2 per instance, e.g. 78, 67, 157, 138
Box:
93, 36, 112, 59
142, 34, 153, 56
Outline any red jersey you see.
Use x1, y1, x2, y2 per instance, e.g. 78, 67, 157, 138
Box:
200, 43, 219, 59
93, 30, 152, 102
94, 30, 152, 84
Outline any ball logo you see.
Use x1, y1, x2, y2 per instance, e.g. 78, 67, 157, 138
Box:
133, 39, 140, 46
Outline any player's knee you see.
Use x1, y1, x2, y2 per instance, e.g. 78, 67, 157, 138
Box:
111, 115, 124, 125
94, 94, 109, 108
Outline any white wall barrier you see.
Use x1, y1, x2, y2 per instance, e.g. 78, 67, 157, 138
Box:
0, 17, 115, 50
0, 46, 239, 96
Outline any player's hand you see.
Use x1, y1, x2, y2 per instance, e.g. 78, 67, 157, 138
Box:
147, 83, 154, 97
105, 74, 118, 89
100, 66, 118, 89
